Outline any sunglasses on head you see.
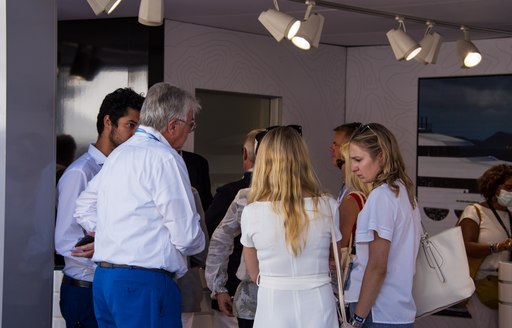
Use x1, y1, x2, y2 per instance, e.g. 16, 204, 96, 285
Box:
254, 124, 303, 154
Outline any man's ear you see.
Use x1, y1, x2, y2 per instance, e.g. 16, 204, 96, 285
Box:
103, 115, 112, 131
242, 147, 248, 161
167, 118, 179, 134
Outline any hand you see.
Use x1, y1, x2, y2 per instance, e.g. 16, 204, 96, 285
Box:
72, 240, 94, 258
216, 292, 234, 317
341, 323, 356, 328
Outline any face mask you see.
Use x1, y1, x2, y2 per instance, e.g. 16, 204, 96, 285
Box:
497, 189, 512, 207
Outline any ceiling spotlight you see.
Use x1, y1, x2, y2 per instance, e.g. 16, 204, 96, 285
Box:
139, 0, 164, 26
259, 0, 301, 42
386, 16, 422, 61
457, 26, 481, 68
86, 0, 123, 15
415, 21, 443, 65
291, 1, 324, 50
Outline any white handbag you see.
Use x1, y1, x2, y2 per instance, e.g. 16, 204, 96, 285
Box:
413, 225, 475, 317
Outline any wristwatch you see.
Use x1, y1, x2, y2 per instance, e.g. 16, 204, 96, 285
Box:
349, 313, 365, 328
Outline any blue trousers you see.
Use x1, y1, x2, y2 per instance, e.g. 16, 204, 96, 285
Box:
60, 280, 98, 328
93, 266, 182, 328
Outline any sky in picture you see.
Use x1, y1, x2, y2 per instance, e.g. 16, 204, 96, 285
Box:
419, 75, 512, 141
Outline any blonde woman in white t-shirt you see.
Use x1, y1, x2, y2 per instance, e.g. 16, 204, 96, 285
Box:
344, 123, 422, 328
458, 164, 512, 328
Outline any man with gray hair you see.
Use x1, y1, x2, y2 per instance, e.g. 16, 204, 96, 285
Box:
75, 83, 205, 328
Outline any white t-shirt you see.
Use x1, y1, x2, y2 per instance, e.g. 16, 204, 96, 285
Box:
459, 204, 511, 278
345, 182, 422, 324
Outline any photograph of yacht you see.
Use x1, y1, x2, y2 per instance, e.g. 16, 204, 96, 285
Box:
417, 75, 512, 235
417, 132, 511, 235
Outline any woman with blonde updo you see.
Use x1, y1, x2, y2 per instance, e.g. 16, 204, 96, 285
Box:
241, 126, 340, 328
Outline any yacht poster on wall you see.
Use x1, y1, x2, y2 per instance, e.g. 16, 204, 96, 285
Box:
417, 74, 512, 235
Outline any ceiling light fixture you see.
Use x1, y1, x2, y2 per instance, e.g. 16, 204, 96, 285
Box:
457, 26, 482, 68
291, 1, 325, 50
386, 16, 422, 61
138, 0, 164, 26
415, 21, 443, 65
86, 0, 123, 15
259, 0, 301, 42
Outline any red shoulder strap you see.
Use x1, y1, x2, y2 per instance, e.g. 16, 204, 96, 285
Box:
349, 191, 366, 211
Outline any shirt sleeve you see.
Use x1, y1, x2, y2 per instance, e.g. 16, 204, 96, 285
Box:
154, 156, 205, 257
356, 187, 396, 243
240, 205, 255, 247
74, 168, 104, 233
459, 204, 480, 226
205, 189, 248, 296
329, 196, 342, 242
55, 169, 89, 258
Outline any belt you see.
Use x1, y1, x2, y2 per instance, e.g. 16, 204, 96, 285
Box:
257, 273, 331, 290
61, 275, 93, 289
98, 262, 175, 279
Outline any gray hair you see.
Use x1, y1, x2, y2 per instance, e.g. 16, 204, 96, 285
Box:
243, 128, 266, 163
139, 82, 201, 132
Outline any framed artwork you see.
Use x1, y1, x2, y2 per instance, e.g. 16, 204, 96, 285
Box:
417, 74, 512, 236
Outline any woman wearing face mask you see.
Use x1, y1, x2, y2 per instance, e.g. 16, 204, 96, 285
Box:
458, 164, 512, 327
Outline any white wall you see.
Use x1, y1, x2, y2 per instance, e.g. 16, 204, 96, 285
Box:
164, 21, 348, 195
346, 37, 512, 183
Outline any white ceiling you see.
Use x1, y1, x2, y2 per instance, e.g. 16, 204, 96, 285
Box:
58, 0, 512, 47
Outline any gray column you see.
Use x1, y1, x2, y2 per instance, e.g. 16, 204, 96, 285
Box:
0, 0, 57, 327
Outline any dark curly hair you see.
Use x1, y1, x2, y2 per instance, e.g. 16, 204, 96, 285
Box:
478, 164, 512, 201
96, 88, 145, 135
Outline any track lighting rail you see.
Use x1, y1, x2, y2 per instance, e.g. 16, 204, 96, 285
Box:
287, 0, 512, 37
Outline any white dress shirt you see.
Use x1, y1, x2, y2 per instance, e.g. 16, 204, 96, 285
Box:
74, 125, 205, 279
55, 144, 106, 282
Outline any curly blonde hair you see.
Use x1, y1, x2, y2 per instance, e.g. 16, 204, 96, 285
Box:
249, 127, 321, 256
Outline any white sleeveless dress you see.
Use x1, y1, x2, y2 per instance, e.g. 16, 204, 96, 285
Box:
240, 196, 341, 328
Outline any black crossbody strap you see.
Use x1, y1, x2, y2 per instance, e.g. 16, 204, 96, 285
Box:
487, 201, 512, 238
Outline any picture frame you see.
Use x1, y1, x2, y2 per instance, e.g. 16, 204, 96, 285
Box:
417, 74, 512, 236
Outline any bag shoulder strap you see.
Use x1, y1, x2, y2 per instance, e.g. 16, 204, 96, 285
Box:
473, 204, 483, 227
330, 212, 348, 325
467, 204, 485, 279
348, 191, 366, 211
456, 203, 482, 227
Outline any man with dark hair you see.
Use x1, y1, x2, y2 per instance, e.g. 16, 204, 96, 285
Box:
330, 122, 361, 170
75, 83, 205, 327
55, 87, 144, 328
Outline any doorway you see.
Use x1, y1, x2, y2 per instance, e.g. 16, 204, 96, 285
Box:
194, 89, 281, 192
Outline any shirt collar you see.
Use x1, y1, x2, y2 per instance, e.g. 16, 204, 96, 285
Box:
136, 125, 172, 148
88, 144, 107, 166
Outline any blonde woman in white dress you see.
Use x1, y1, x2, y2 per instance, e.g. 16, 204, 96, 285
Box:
240, 126, 341, 328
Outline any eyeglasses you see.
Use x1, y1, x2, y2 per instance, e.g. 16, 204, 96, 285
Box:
177, 119, 197, 132
254, 124, 303, 154
350, 123, 377, 141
